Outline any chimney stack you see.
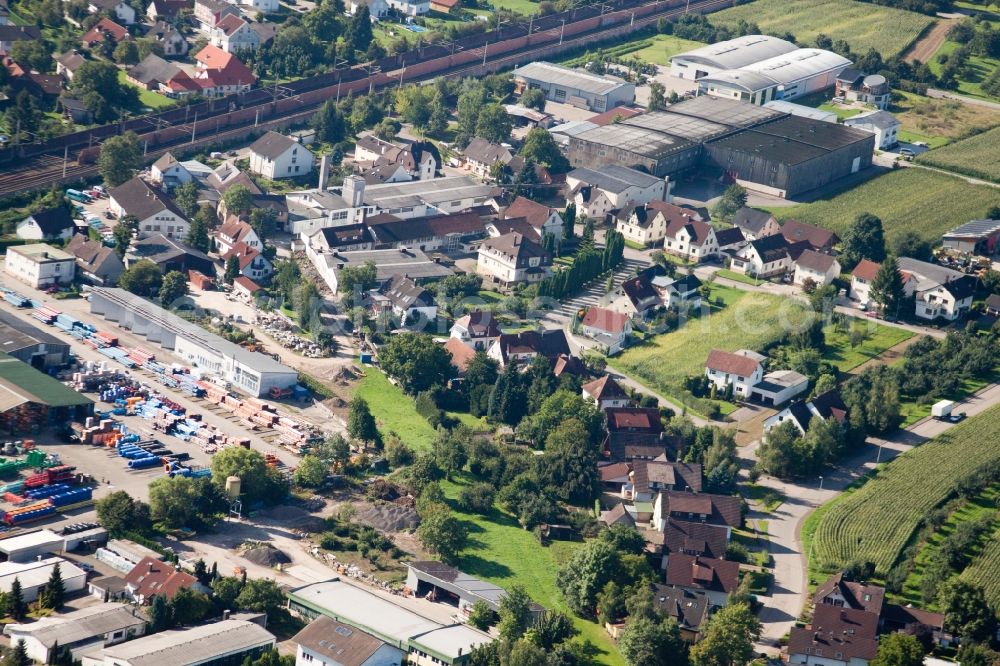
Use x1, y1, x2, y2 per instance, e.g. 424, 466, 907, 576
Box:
343, 175, 365, 208
318, 154, 330, 192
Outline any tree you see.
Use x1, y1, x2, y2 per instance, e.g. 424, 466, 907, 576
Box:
417, 504, 468, 564
498, 584, 533, 641
556, 540, 620, 618
458, 482, 495, 515
938, 579, 998, 643
377, 334, 454, 394
293, 455, 327, 488
38, 562, 65, 610
224, 255, 241, 284
519, 87, 546, 112
689, 603, 760, 666
599, 524, 647, 555
186, 205, 212, 253
96, 491, 150, 535
159, 270, 189, 307
475, 104, 513, 144
755, 420, 801, 479
518, 390, 604, 447
75, 60, 134, 123
842, 212, 886, 268
468, 599, 494, 630
8, 578, 25, 621
562, 204, 576, 240
711, 184, 748, 223
148, 595, 170, 631
619, 617, 686, 666
891, 231, 932, 262
3, 640, 29, 666
870, 255, 906, 317
149, 475, 226, 529
538, 419, 601, 505
223, 185, 254, 216
10, 40, 53, 73
313, 99, 347, 144
119, 260, 163, 297
234, 579, 286, 614
98, 132, 142, 187
5, 90, 38, 140
347, 6, 373, 55
396, 85, 434, 130
173, 181, 200, 219
114, 39, 139, 65
519, 127, 569, 173
488, 362, 527, 426
649, 81, 667, 111
872, 633, 925, 666
347, 397, 380, 446
170, 587, 213, 626
210, 447, 288, 505
337, 260, 377, 294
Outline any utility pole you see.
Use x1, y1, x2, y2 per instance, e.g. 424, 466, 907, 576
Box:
483, 41, 488, 67
62, 145, 68, 178
191, 112, 198, 144
399, 62, 406, 90
559, 19, 565, 45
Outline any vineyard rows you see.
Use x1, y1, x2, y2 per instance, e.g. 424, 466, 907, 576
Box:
811, 405, 1000, 575
962, 530, 1000, 606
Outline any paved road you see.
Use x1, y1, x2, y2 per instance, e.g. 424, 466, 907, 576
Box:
750, 379, 1000, 652
927, 88, 1000, 110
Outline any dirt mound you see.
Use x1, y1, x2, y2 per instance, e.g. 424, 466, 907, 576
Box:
242, 544, 291, 566
355, 503, 419, 532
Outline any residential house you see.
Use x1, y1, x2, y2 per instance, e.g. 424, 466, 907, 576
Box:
4, 244, 75, 288
371, 274, 437, 324
58, 96, 92, 124
579, 306, 632, 355
844, 111, 900, 150
605, 407, 666, 462
565, 165, 667, 220
653, 273, 702, 312
194, 0, 238, 29
501, 196, 564, 240
781, 219, 839, 254
147, 21, 188, 57
305, 224, 375, 254
732, 207, 781, 241
386, 0, 429, 16
307, 246, 451, 295
704, 348, 764, 399
211, 14, 260, 53
899, 257, 975, 322
0, 26, 40, 54
55, 51, 85, 81
292, 616, 404, 666
880, 605, 953, 648
126, 234, 214, 276
665, 554, 740, 608
249, 131, 314, 180
729, 234, 797, 278
476, 232, 549, 289
582, 374, 631, 410
794, 250, 841, 288
16, 207, 74, 242
662, 519, 728, 563
215, 219, 261, 256
193, 45, 255, 96
487, 329, 570, 367
354, 135, 440, 182
241, 0, 278, 13
607, 268, 663, 320
346, 0, 389, 19
151, 153, 195, 189
941, 218, 1000, 256
651, 585, 710, 641
814, 572, 884, 615
126, 54, 179, 91
88, 0, 136, 24
462, 138, 515, 179
80, 18, 129, 48
222, 242, 273, 282
787, 604, 879, 666
450, 311, 501, 351
108, 178, 189, 240
444, 337, 477, 377
849, 259, 880, 306
366, 211, 487, 253
66, 235, 125, 286
599, 503, 636, 528
986, 293, 1000, 317
146, 0, 190, 21
764, 388, 848, 436
664, 216, 719, 263
615, 201, 701, 248
715, 226, 746, 254
628, 461, 702, 502
3, 603, 146, 665
835, 68, 891, 110
651, 490, 742, 535
122, 557, 204, 604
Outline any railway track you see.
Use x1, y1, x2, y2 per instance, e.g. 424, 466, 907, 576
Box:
0, 0, 731, 198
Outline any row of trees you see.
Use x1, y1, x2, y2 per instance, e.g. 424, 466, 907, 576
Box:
535, 230, 625, 300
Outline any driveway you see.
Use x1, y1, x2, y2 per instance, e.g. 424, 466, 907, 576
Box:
750, 378, 1000, 652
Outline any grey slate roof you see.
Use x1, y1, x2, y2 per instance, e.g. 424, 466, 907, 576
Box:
250, 131, 298, 160
109, 178, 188, 221
127, 54, 179, 86
512, 61, 630, 96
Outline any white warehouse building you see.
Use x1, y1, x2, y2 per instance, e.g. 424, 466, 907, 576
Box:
669, 34, 798, 80
513, 61, 635, 112
88, 288, 298, 397
697, 48, 852, 104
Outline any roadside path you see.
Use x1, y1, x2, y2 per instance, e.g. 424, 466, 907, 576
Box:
927, 88, 1000, 110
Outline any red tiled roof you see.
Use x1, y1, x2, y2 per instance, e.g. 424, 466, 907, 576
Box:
123, 556, 199, 601
599, 462, 631, 482
81, 18, 129, 44
195, 43, 233, 69
581, 306, 630, 334
705, 349, 760, 377
502, 196, 553, 232
582, 374, 628, 401
851, 259, 880, 281
443, 337, 476, 373
606, 407, 662, 433
788, 605, 879, 662
589, 106, 644, 126
665, 554, 740, 594
781, 219, 839, 250
223, 241, 262, 269
234, 276, 260, 293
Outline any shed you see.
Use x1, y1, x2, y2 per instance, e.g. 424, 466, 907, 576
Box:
0, 529, 64, 562
405, 561, 545, 621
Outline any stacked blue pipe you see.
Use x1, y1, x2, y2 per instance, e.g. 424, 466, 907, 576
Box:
23, 484, 72, 499
127, 457, 161, 469
50, 488, 93, 506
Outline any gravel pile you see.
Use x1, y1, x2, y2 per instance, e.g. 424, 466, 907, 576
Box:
355, 503, 420, 532
242, 545, 291, 566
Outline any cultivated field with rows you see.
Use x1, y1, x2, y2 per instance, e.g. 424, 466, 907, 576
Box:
917, 126, 1000, 184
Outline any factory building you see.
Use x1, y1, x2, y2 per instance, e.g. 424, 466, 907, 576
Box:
697, 48, 853, 104
0, 352, 93, 431
0, 309, 71, 369
0, 557, 87, 602
88, 288, 298, 397
0, 529, 64, 562
703, 115, 875, 197
513, 61, 635, 112
669, 34, 798, 80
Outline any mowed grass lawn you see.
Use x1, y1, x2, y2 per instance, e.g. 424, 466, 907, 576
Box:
610, 286, 815, 413
116, 70, 176, 110
354, 371, 437, 452
823, 321, 913, 373
710, 0, 934, 57
629, 34, 707, 66
440, 475, 625, 665
772, 169, 1000, 245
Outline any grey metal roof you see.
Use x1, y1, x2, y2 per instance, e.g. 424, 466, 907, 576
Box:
844, 110, 900, 131
6, 603, 145, 649
897, 257, 965, 292
364, 176, 495, 209
567, 164, 662, 193
744, 48, 852, 85
512, 61, 630, 96
328, 248, 452, 282
99, 620, 275, 666
90, 288, 297, 376
408, 625, 493, 660
570, 123, 694, 159
706, 115, 873, 166
665, 96, 785, 128
763, 100, 838, 122
671, 35, 797, 70
0, 306, 67, 353
943, 218, 1000, 239
699, 69, 780, 93
622, 111, 733, 142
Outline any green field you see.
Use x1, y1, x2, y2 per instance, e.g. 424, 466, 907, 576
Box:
610, 285, 815, 416
354, 371, 438, 452
929, 40, 1000, 103
961, 504, 1000, 606
772, 169, 1000, 245
440, 475, 624, 665
822, 321, 913, 374
917, 125, 1000, 183
710, 0, 934, 57
810, 404, 1000, 576
559, 33, 705, 67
